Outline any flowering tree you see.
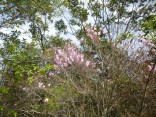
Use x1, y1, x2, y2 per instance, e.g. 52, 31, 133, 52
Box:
54, 44, 93, 69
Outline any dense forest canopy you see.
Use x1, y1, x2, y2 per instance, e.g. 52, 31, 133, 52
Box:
0, 0, 156, 117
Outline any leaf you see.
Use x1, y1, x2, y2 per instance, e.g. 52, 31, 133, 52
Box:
28, 77, 34, 85
0, 87, 9, 94
45, 64, 54, 69
35, 17, 43, 23
65, 0, 69, 7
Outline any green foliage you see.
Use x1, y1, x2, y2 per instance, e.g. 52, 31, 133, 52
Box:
0, 0, 63, 27
66, 0, 89, 23
47, 83, 79, 111
0, 31, 42, 116
55, 19, 67, 33
7, 109, 17, 117
1, 37, 39, 84
117, 32, 134, 43
0, 87, 10, 94
88, 2, 101, 17
141, 15, 156, 44
141, 15, 156, 33
46, 35, 65, 47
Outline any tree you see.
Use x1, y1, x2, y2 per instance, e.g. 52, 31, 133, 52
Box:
63, 0, 156, 42
0, 0, 64, 52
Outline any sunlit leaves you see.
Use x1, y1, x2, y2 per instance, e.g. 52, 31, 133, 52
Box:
141, 15, 156, 32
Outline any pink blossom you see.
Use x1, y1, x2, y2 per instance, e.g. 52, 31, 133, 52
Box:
63, 63, 68, 67
86, 60, 90, 67
57, 61, 62, 65
67, 60, 72, 64
109, 33, 112, 37
94, 32, 98, 36
86, 28, 91, 32
84, 24, 101, 42
147, 65, 152, 71
54, 55, 60, 64
89, 35, 94, 40
54, 64, 58, 69
69, 55, 74, 62
80, 54, 84, 62
91, 29, 94, 33
97, 31, 101, 36
100, 27, 103, 30
147, 63, 156, 73
139, 38, 155, 47
53, 44, 94, 69
75, 55, 80, 62
49, 72, 55, 77
147, 42, 155, 47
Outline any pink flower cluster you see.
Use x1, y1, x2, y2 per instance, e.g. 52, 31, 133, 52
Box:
54, 44, 93, 69
147, 62, 156, 73
84, 24, 102, 42
138, 37, 155, 47
139, 37, 156, 74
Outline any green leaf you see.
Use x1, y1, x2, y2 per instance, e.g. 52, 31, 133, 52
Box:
28, 77, 34, 85
0, 87, 9, 94
45, 64, 54, 69
65, 0, 69, 7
